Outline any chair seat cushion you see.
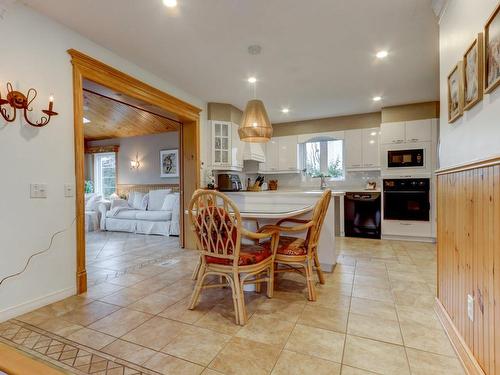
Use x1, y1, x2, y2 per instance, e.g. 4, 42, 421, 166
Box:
206, 244, 272, 266
263, 236, 307, 256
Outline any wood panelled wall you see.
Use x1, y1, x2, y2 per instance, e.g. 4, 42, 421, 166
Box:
436, 159, 500, 375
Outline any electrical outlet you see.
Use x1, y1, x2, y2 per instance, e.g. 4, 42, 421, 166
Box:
64, 184, 75, 197
467, 294, 474, 321
30, 183, 48, 198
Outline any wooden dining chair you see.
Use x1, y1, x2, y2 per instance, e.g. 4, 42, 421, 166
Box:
187, 189, 279, 325
259, 189, 332, 301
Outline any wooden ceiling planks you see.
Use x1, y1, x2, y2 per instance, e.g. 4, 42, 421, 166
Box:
83, 90, 179, 140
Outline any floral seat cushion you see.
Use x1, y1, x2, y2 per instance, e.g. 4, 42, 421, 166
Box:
263, 236, 307, 256
206, 244, 272, 266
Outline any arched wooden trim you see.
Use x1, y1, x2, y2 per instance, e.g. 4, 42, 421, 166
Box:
69, 49, 201, 294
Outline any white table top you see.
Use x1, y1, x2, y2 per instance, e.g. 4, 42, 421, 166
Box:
238, 203, 314, 219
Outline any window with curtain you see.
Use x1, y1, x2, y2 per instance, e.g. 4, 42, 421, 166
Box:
94, 152, 116, 198
303, 139, 344, 179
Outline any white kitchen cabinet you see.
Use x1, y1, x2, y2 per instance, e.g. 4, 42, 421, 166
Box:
260, 138, 279, 172
344, 129, 363, 169
381, 120, 433, 144
259, 136, 299, 173
210, 120, 244, 171
278, 135, 299, 171
231, 123, 244, 169
380, 122, 405, 144
211, 121, 231, 167
361, 128, 380, 168
345, 128, 380, 170
405, 119, 432, 143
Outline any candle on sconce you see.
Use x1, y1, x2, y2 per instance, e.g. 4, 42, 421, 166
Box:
48, 95, 54, 112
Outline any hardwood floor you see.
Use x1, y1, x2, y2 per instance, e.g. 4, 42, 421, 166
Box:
0, 236, 465, 375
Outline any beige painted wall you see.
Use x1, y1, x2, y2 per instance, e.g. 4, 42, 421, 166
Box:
208, 101, 439, 138
207, 103, 243, 124
381, 101, 439, 123
272, 112, 381, 136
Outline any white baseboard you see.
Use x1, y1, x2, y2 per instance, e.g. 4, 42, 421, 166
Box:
0, 286, 76, 323
381, 234, 436, 243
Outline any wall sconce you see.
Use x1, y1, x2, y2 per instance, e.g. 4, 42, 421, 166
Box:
130, 153, 141, 170
0, 82, 58, 127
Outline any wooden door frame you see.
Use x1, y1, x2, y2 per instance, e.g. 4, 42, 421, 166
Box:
68, 49, 201, 294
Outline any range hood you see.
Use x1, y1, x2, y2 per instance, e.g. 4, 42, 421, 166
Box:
243, 141, 266, 163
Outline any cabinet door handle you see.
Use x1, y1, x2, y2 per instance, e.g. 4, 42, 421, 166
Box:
399, 222, 412, 226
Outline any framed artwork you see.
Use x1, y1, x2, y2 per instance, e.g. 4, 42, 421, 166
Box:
484, 3, 500, 94
160, 149, 179, 178
463, 33, 483, 110
448, 62, 464, 123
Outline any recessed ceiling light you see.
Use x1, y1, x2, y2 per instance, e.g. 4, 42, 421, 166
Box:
373, 96, 382, 102
370, 131, 377, 136
248, 77, 257, 83
281, 108, 289, 113
83, 117, 91, 124
376, 50, 388, 59
163, 0, 177, 8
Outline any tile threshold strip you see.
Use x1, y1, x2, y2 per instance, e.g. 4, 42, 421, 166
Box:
0, 320, 162, 375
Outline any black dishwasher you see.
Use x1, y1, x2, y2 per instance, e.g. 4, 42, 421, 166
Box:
344, 192, 381, 239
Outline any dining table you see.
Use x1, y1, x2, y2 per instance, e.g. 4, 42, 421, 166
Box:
225, 190, 338, 273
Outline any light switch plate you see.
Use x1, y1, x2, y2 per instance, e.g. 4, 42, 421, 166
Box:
64, 184, 75, 197
467, 294, 474, 321
30, 183, 48, 198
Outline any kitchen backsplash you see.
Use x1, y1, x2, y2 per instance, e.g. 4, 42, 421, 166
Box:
210, 169, 381, 190
259, 170, 381, 190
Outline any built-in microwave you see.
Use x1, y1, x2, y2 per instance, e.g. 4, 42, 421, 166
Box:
387, 148, 424, 168
381, 142, 431, 175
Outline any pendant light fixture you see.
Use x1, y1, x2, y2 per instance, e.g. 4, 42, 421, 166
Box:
238, 45, 273, 143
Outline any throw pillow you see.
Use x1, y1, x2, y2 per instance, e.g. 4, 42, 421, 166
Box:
109, 192, 120, 201
140, 193, 149, 210
132, 192, 146, 210
161, 194, 176, 211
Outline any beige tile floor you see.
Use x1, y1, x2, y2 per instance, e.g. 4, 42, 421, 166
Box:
11, 234, 466, 375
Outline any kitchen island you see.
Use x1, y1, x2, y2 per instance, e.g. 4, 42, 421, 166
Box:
225, 190, 343, 272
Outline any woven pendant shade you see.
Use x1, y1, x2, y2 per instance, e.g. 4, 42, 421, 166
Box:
238, 99, 273, 143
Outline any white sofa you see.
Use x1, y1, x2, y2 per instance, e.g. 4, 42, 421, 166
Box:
98, 189, 180, 236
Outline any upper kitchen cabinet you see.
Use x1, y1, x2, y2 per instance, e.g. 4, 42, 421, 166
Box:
381, 119, 433, 144
380, 122, 405, 144
260, 138, 279, 172
344, 128, 380, 170
404, 119, 432, 143
344, 129, 363, 169
278, 135, 300, 171
210, 120, 243, 171
361, 128, 380, 168
231, 122, 244, 169
259, 136, 300, 173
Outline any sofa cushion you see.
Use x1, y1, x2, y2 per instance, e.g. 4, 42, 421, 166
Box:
161, 193, 177, 211
135, 210, 172, 221
148, 189, 172, 211
106, 210, 139, 220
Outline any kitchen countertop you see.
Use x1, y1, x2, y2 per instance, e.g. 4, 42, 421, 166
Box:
225, 187, 381, 194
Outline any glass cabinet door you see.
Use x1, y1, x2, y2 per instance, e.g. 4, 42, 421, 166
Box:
213, 121, 231, 166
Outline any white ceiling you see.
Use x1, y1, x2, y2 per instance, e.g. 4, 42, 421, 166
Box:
23, 0, 439, 123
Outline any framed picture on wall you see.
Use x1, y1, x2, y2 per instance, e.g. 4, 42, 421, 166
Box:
448, 62, 464, 123
484, 3, 500, 94
463, 33, 483, 110
160, 149, 179, 178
